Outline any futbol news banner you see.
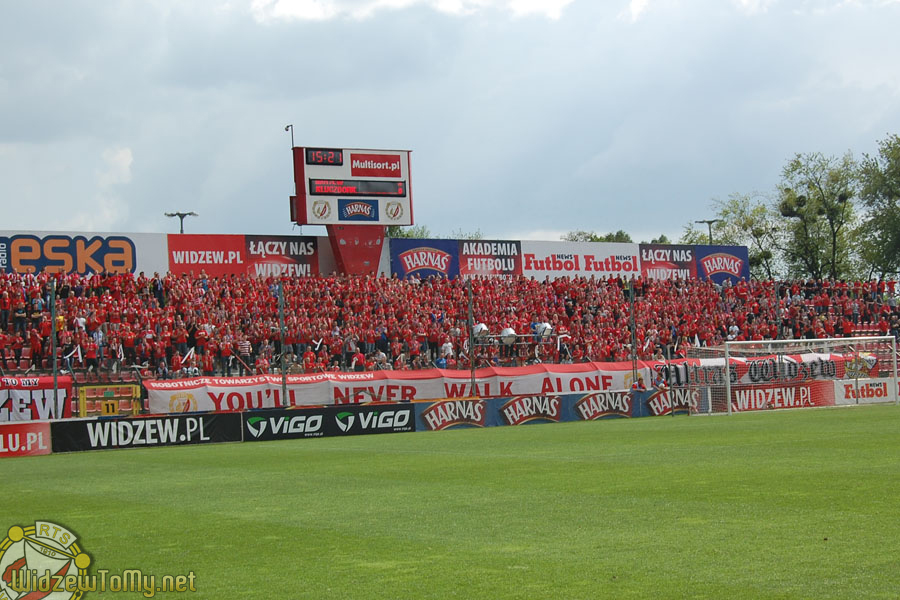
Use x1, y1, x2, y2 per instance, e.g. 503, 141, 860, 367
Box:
51, 413, 242, 453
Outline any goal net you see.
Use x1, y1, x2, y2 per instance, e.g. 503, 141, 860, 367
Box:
681, 336, 898, 414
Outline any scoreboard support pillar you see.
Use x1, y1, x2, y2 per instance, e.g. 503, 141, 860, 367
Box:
325, 225, 386, 276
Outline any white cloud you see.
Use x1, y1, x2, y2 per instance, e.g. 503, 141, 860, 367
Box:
621, 0, 650, 22
734, 0, 778, 14
251, 0, 574, 21
97, 147, 133, 188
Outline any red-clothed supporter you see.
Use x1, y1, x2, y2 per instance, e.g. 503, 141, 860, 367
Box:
1, 270, 898, 377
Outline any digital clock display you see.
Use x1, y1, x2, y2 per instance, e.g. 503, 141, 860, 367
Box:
309, 179, 406, 198
305, 148, 344, 166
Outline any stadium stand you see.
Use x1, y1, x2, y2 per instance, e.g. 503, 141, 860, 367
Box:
0, 270, 897, 381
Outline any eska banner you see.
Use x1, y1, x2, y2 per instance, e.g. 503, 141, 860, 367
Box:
0, 231, 168, 275
167, 234, 318, 277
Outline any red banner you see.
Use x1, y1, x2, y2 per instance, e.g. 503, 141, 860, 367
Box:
167, 234, 318, 277
0, 376, 73, 421
0, 421, 51, 457
730, 380, 835, 412
639, 244, 696, 280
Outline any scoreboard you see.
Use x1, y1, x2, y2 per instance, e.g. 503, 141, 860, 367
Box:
291, 146, 413, 226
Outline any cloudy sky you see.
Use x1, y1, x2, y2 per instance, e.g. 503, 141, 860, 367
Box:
2, 0, 899, 242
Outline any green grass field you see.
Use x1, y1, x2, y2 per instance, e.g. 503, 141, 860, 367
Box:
5, 405, 900, 599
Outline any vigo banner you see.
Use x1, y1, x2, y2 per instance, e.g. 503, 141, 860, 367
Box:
0, 231, 168, 275
520, 241, 640, 279
389, 238, 459, 279
167, 234, 318, 277
0, 422, 52, 458
51, 412, 243, 452
694, 245, 750, 284
0, 376, 73, 422
639, 244, 696, 280
458, 240, 522, 278
242, 403, 414, 441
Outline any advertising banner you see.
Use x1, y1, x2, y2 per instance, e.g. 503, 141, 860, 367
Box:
144, 364, 639, 414
729, 380, 835, 412
415, 391, 693, 432
694, 245, 751, 285
457, 240, 522, 278
570, 391, 635, 420
639, 244, 696, 280
520, 241, 640, 279
0, 376, 73, 422
833, 378, 898, 405
415, 399, 488, 431
389, 238, 459, 279
51, 412, 242, 453
167, 234, 318, 277
243, 403, 414, 441
0, 231, 168, 275
243, 408, 328, 441
146, 352, 867, 415
0, 422, 52, 457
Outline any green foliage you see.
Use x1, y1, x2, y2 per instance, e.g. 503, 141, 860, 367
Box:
858, 134, 900, 276
778, 152, 857, 280
385, 224, 431, 238
385, 225, 483, 240
449, 227, 484, 240
679, 194, 782, 279
562, 229, 633, 242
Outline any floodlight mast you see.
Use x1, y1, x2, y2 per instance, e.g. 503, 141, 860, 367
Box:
164, 212, 198, 234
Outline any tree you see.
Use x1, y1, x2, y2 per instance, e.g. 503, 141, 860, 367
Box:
385, 224, 431, 239
679, 193, 782, 279
449, 227, 484, 240
777, 152, 857, 280
857, 134, 900, 277
561, 230, 633, 243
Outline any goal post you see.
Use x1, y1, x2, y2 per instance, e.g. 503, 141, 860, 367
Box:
684, 336, 898, 415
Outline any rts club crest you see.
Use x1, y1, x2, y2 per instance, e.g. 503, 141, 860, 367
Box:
312, 200, 332, 221
0, 521, 90, 600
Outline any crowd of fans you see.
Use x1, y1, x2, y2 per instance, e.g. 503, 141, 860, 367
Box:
0, 269, 898, 379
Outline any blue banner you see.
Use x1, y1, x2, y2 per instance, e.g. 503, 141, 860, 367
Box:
694, 245, 750, 285
414, 390, 695, 431
389, 238, 460, 279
